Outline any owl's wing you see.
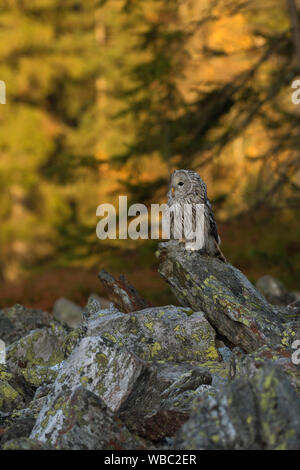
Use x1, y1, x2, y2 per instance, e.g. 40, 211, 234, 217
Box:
207, 200, 221, 245
167, 189, 173, 205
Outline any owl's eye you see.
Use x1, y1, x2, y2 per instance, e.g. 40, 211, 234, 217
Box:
178, 182, 184, 186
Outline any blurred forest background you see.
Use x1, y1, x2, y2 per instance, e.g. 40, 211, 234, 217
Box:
0, 0, 299, 311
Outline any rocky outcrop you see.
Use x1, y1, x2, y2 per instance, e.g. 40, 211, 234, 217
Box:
6, 322, 68, 373
174, 364, 300, 450
29, 304, 225, 445
158, 241, 289, 353
31, 386, 151, 450
84, 305, 220, 362
0, 245, 299, 450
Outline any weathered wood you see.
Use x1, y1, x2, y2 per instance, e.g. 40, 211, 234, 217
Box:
98, 269, 152, 313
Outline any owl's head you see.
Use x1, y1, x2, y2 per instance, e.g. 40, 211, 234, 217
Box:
169, 169, 207, 200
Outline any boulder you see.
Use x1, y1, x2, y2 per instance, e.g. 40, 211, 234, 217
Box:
256, 275, 295, 306
158, 241, 285, 352
6, 322, 68, 373
0, 304, 53, 345
30, 325, 225, 443
30, 386, 150, 450
174, 364, 300, 450
0, 408, 36, 448
30, 335, 153, 442
118, 362, 212, 440
229, 344, 300, 394
85, 305, 220, 363
0, 365, 33, 413
2, 437, 54, 450
52, 298, 83, 328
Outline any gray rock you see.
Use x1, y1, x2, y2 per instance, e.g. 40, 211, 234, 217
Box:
2, 437, 54, 450
20, 365, 58, 389
30, 328, 225, 443
86, 305, 220, 363
88, 293, 112, 309
292, 292, 300, 301
118, 362, 212, 440
6, 323, 68, 374
256, 275, 295, 306
0, 365, 33, 413
174, 364, 300, 450
282, 300, 300, 321
218, 346, 232, 362
158, 241, 285, 352
0, 304, 53, 345
52, 297, 83, 328
31, 386, 150, 449
229, 344, 300, 394
0, 408, 36, 448
30, 335, 153, 442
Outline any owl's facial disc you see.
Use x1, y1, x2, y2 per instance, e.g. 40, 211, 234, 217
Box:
171, 171, 188, 197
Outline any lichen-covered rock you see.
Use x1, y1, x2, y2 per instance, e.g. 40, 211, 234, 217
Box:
6, 322, 68, 373
31, 332, 224, 444
117, 362, 212, 440
0, 407, 36, 448
61, 325, 87, 358
282, 301, 300, 321
120, 361, 228, 416
20, 365, 58, 389
0, 380, 24, 413
0, 304, 54, 345
86, 305, 220, 363
0, 365, 33, 413
30, 335, 154, 442
0, 378, 51, 448
174, 364, 300, 450
31, 386, 150, 449
229, 344, 300, 394
158, 241, 285, 352
2, 437, 54, 450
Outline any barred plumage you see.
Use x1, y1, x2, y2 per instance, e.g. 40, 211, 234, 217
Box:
167, 169, 226, 262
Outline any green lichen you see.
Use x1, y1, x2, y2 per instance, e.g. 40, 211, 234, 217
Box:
144, 322, 153, 332
150, 342, 161, 358
0, 380, 21, 410
80, 376, 89, 387
101, 333, 117, 343
21, 366, 57, 388
96, 353, 108, 368
205, 345, 220, 361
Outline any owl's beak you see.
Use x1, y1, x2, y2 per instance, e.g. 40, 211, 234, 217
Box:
171, 186, 175, 194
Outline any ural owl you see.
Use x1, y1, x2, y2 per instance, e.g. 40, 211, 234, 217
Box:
166, 169, 226, 262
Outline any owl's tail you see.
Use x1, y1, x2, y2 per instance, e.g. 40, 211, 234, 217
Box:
215, 241, 227, 263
